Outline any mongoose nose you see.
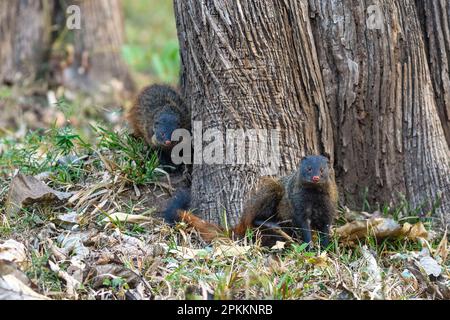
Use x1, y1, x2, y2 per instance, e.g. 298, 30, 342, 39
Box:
165, 140, 172, 146
312, 176, 320, 183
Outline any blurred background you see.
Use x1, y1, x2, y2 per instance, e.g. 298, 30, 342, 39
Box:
0, 0, 179, 144
122, 0, 179, 87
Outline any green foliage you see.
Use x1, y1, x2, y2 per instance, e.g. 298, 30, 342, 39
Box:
54, 127, 86, 155
150, 40, 180, 83
93, 126, 165, 184
0, 86, 13, 99
27, 250, 63, 292
0, 126, 88, 181
122, 0, 180, 84
0, 123, 165, 186
103, 277, 130, 291
54, 97, 77, 119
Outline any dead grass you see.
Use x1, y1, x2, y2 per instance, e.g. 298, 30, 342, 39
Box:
0, 88, 449, 300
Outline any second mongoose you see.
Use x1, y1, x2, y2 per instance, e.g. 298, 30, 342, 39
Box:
164, 155, 338, 248
127, 84, 190, 166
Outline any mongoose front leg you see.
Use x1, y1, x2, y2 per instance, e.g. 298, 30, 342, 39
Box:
298, 218, 312, 247
293, 203, 312, 248
316, 198, 335, 249
317, 224, 330, 248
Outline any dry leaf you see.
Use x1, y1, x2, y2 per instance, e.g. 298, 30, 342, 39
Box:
212, 244, 251, 258
48, 260, 81, 299
336, 217, 429, 242
102, 212, 153, 224
335, 217, 402, 241
0, 260, 50, 300
418, 256, 442, 277
271, 241, 286, 250
343, 207, 372, 222
0, 239, 27, 266
6, 174, 72, 216
91, 230, 166, 260
401, 222, 429, 241
360, 246, 383, 300
170, 246, 209, 260
90, 264, 140, 289
57, 232, 90, 261
56, 212, 81, 225
307, 252, 329, 268
435, 231, 448, 263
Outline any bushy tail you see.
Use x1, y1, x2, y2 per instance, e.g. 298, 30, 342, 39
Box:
164, 189, 225, 242
164, 188, 191, 225
164, 177, 284, 243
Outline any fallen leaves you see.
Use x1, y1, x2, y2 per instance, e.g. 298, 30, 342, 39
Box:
0, 239, 27, 266
0, 240, 49, 300
48, 260, 81, 299
418, 255, 442, 277
57, 231, 92, 262
89, 264, 140, 289
169, 243, 251, 260
271, 241, 286, 251
102, 212, 154, 225
307, 252, 329, 269
359, 246, 383, 300
335, 217, 429, 242
435, 230, 448, 263
401, 222, 429, 241
1, 168, 449, 300
6, 174, 72, 216
0, 260, 50, 300
212, 244, 251, 258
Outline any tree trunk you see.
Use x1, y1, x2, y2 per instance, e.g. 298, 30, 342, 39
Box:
175, 0, 333, 224
0, 0, 134, 101
309, 0, 450, 226
415, 0, 450, 147
62, 0, 134, 100
175, 0, 450, 228
0, 0, 54, 85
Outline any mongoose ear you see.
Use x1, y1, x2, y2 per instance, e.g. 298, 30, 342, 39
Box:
322, 154, 331, 163
299, 155, 308, 166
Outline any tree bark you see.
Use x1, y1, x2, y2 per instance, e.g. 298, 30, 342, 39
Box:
415, 0, 450, 147
175, 0, 450, 228
309, 0, 450, 226
62, 0, 134, 100
0, 0, 134, 101
175, 0, 333, 224
0, 0, 54, 85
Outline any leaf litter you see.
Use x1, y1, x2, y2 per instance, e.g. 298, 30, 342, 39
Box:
0, 111, 448, 300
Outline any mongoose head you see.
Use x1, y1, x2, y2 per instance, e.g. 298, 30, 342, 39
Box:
151, 106, 181, 149
298, 155, 330, 186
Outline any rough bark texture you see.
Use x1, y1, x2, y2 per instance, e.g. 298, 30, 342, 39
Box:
64, 0, 135, 99
175, 0, 450, 228
0, 0, 54, 84
309, 0, 450, 225
415, 0, 450, 147
175, 0, 334, 224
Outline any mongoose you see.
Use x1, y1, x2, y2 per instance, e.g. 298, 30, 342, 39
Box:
127, 84, 190, 166
165, 155, 338, 248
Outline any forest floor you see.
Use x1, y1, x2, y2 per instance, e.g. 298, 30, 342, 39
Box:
0, 86, 449, 300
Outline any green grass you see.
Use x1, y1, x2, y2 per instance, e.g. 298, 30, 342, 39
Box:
0, 124, 164, 187
1, 114, 447, 300
27, 249, 64, 293
94, 125, 165, 184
